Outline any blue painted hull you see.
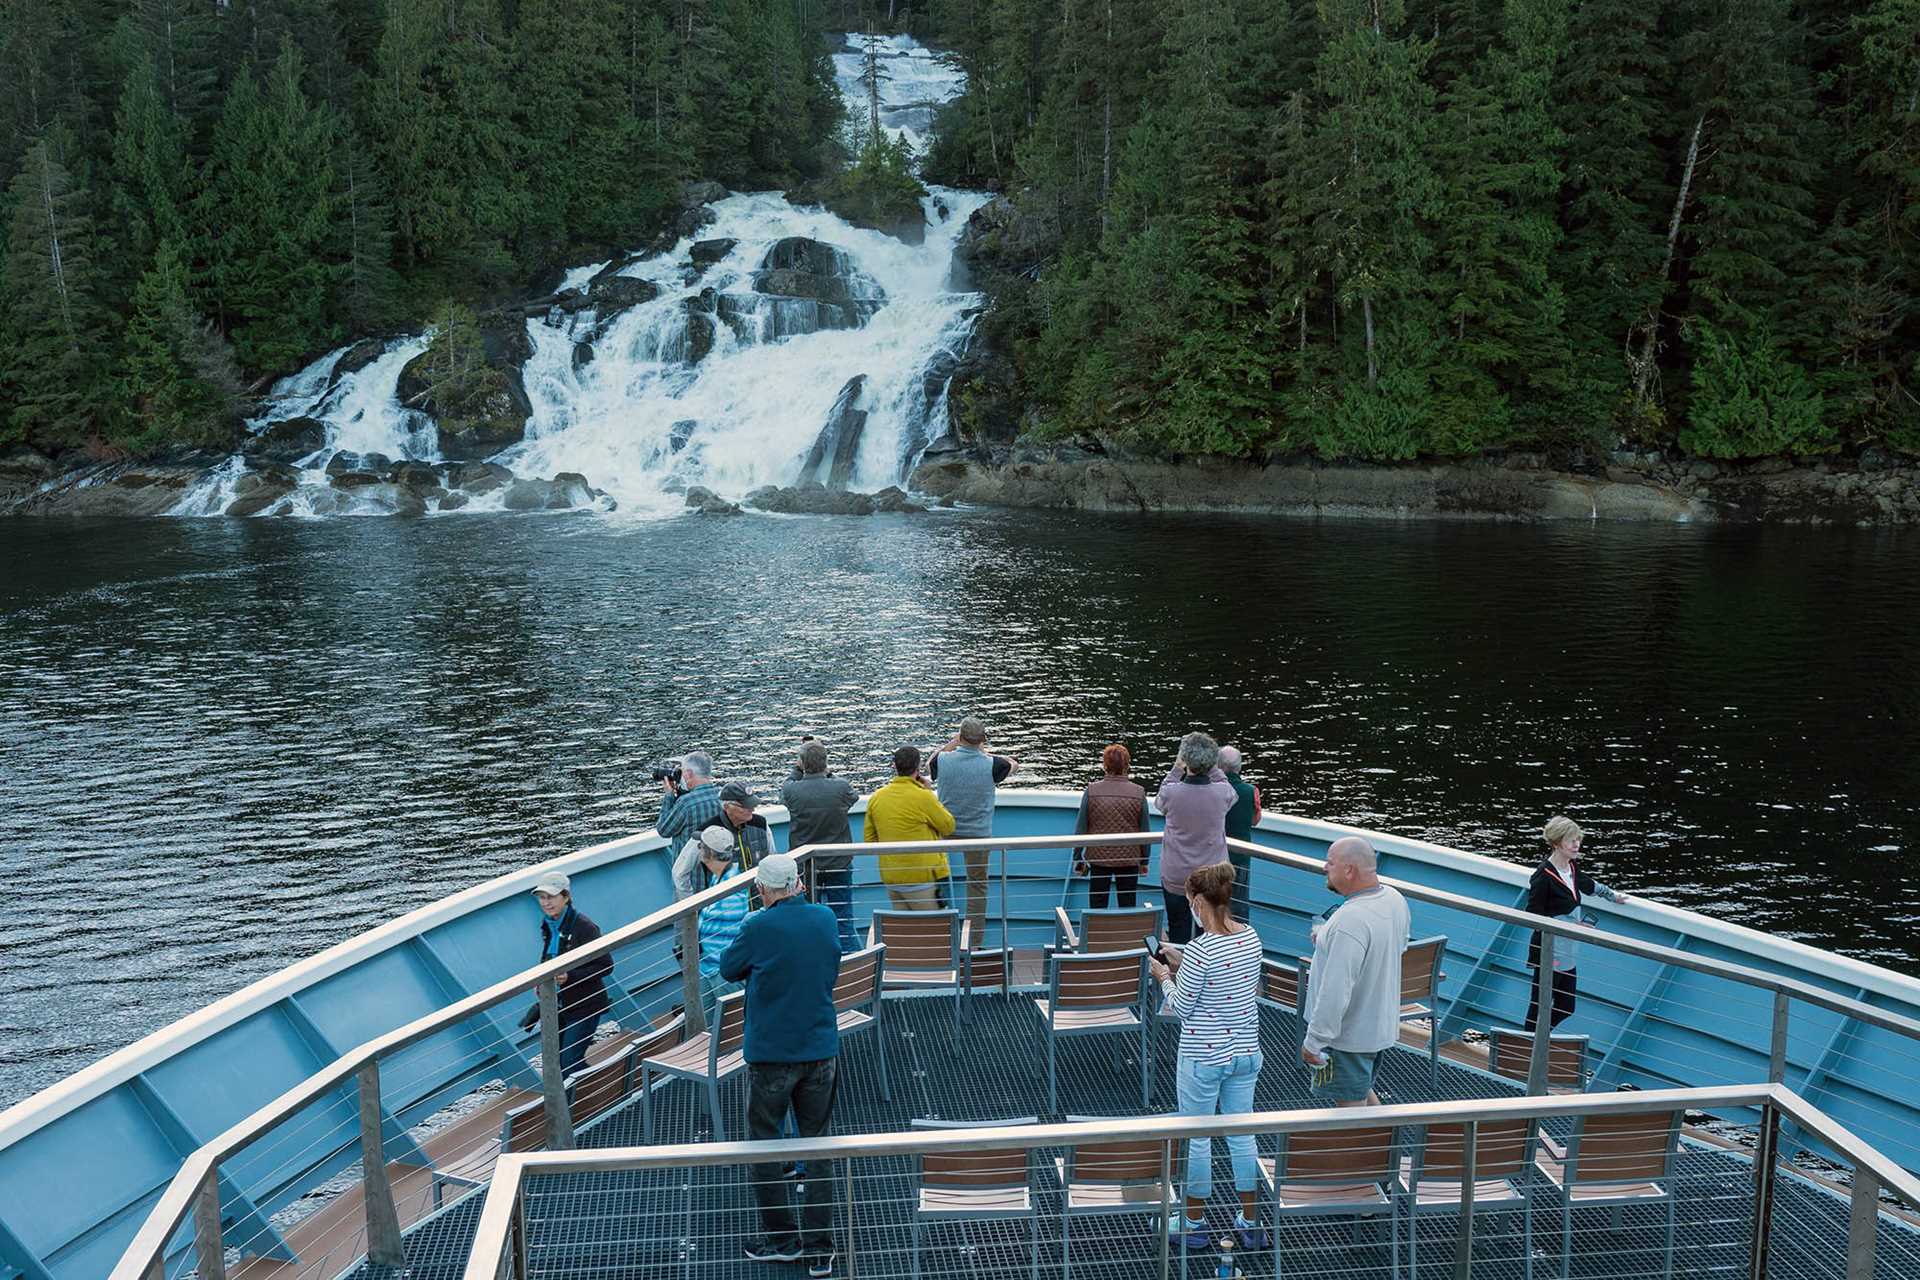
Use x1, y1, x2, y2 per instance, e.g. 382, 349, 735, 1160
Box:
1, 794, 1915, 1280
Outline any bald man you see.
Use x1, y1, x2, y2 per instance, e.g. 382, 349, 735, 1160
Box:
1300, 837, 1411, 1106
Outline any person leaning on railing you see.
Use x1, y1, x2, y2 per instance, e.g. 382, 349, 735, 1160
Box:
516, 872, 613, 1078
930, 716, 1018, 939
1526, 816, 1634, 1031
1154, 731, 1237, 944
1147, 861, 1269, 1251
1072, 742, 1149, 908
703, 782, 772, 873
863, 745, 956, 910
662, 750, 723, 898
782, 738, 859, 951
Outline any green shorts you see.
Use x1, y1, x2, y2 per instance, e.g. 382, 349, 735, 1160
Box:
1310, 1048, 1381, 1103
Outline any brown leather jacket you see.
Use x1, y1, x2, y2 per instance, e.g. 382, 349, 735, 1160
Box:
1073, 775, 1149, 868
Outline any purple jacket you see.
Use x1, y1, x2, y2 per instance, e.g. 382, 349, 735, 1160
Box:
1154, 766, 1236, 895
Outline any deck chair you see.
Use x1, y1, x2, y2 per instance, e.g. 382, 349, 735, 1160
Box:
1259, 955, 1309, 1018
1258, 1125, 1401, 1280
966, 944, 1018, 996
1053, 906, 1165, 955
869, 909, 971, 1023
639, 990, 748, 1141
1035, 950, 1153, 1114
910, 1118, 1041, 1280
566, 1041, 639, 1128
1488, 1025, 1590, 1094
1533, 1109, 1681, 1280
1054, 1118, 1185, 1280
834, 943, 891, 1102
430, 1094, 549, 1207
1398, 936, 1448, 1086
1396, 1117, 1538, 1280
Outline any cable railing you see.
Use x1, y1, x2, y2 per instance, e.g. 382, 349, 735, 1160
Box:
106, 825, 1920, 1280
458, 1084, 1920, 1280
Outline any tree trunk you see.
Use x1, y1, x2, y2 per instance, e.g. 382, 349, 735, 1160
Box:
1631, 113, 1705, 408
1363, 293, 1377, 387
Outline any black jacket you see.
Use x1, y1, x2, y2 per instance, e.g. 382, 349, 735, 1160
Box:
1526, 860, 1600, 970
538, 907, 612, 1020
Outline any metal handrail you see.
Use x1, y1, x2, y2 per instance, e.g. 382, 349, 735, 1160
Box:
105, 832, 1161, 1280
1225, 836, 1920, 1043
109, 824, 1920, 1280
456, 1082, 1920, 1280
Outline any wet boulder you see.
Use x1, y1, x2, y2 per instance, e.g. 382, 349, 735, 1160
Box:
681, 179, 728, 208
797, 375, 869, 489
325, 451, 391, 487
689, 238, 738, 274
244, 416, 329, 463
572, 342, 595, 371
224, 464, 298, 517
669, 420, 699, 453
871, 485, 926, 514
389, 460, 441, 490
501, 478, 569, 511
742, 485, 877, 516
450, 461, 514, 495
330, 337, 390, 384
587, 275, 659, 311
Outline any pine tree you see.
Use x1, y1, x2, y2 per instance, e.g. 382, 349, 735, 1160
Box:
513, 0, 632, 256
1, 130, 112, 445
1548, 0, 1671, 436
110, 58, 189, 271
129, 0, 223, 147
1430, 0, 1572, 450
334, 123, 402, 332
195, 43, 345, 373
118, 236, 240, 449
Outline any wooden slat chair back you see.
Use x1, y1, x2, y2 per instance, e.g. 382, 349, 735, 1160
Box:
1282, 1126, 1398, 1184
1261, 956, 1307, 1016
1054, 1119, 1186, 1280
502, 1097, 550, 1155
713, 988, 749, 1058
632, 1011, 687, 1062
834, 943, 892, 1101
1038, 951, 1152, 1113
1080, 908, 1166, 955
1416, 1117, 1532, 1182
1397, 935, 1449, 1086
1567, 1111, 1680, 1186
567, 1042, 637, 1127
835, 944, 883, 1010
1066, 1138, 1170, 1184
966, 945, 1015, 994
870, 909, 968, 1022
1488, 1026, 1590, 1092
910, 1118, 1041, 1280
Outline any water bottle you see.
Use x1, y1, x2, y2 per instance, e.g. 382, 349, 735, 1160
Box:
1216, 1237, 1236, 1280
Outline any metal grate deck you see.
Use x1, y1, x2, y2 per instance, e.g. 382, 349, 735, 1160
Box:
346, 993, 1919, 1280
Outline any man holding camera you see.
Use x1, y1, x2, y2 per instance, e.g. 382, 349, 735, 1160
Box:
659, 750, 722, 899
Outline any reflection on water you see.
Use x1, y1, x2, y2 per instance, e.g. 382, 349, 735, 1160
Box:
1, 513, 1916, 1105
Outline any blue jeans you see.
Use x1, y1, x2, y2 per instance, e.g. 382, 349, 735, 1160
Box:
1178, 1052, 1262, 1200
814, 865, 857, 952
558, 1010, 601, 1078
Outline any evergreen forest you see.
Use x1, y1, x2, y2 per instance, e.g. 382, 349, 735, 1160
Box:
2, 0, 1917, 464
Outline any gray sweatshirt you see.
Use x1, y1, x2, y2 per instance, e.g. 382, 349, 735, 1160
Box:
1304, 884, 1412, 1056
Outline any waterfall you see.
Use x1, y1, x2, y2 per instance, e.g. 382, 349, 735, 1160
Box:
193, 33, 981, 517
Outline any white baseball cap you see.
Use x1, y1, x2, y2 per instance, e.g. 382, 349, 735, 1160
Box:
530, 872, 570, 896
700, 826, 736, 857
756, 853, 799, 891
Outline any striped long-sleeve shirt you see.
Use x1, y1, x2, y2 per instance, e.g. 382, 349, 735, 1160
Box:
1168, 925, 1263, 1064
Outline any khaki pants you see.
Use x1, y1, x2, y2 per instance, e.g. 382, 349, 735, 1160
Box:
888, 882, 946, 911
963, 848, 993, 936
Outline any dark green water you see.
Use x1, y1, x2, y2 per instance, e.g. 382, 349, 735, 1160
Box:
1, 511, 1916, 1106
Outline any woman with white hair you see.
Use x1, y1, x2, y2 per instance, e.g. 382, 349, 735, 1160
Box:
1525, 816, 1633, 1029
1154, 732, 1237, 944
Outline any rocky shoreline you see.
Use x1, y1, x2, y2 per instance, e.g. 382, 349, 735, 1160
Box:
907, 446, 1920, 526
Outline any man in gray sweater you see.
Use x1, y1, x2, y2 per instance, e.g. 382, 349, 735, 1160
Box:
781, 739, 859, 951
1301, 836, 1410, 1106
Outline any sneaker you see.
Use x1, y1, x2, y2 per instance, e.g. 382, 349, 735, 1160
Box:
783, 1162, 805, 1180
807, 1253, 836, 1278
1166, 1217, 1209, 1251
1232, 1219, 1270, 1251
744, 1241, 802, 1264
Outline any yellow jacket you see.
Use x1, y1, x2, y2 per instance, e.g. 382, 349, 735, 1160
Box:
863, 776, 956, 884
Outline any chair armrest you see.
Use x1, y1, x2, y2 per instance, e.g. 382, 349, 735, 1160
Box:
960, 919, 973, 954
1054, 905, 1078, 952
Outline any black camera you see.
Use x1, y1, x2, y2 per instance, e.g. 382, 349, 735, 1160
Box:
650, 760, 683, 786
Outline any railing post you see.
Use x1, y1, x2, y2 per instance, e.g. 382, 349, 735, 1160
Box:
536, 979, 576, 1150
677, 913, 708, 1036
1749, 1099, 1780, 1280
1769, 991, 1790, 1083
191, 1172, 227, 1280
1527, 932, 1555, 1095
357, 1060, 406, 1267
842, 1157, 859, 1280
1847, 1168, 1880, 1280
998, 843, 1010, 953
1452, 1121, 1477, 1280
1157, 1139, 1172, 1280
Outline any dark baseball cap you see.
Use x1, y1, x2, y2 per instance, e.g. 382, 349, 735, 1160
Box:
719, 782, 759, 808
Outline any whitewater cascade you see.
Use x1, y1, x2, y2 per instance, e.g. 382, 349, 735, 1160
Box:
182, 34, 981, 517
